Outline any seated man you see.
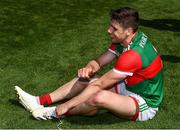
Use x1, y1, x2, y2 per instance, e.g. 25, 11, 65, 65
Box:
15, 7, 164, 121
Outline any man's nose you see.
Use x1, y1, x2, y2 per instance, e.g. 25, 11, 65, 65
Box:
108, 27, 113, 34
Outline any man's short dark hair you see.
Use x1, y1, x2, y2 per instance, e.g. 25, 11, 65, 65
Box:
110, 7, 139, 32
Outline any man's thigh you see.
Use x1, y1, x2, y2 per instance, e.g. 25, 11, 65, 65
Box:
109, 81, 158, 121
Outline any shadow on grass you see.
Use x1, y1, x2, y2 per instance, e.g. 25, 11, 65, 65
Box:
140, 19, 180, 32
161, 55, 180, 63
62, 112, 128, 126
9, 99, 24, 108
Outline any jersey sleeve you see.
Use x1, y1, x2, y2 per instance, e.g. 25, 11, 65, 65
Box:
113, 50, 142, 76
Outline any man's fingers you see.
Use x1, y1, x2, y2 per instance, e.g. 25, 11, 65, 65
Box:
85, 68, 91, 78
78, 68, 93, 79
56, 104, 69, 117
83, 68, 91, 78
82, 68, 86, 78
78, 68, 85, 78
78, 69, 82, 77
55, 108, 61, 118
55, 106, 62, 117
78, 68, 84, 78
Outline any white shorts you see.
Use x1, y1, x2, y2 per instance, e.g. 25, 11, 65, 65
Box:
114, 81, 158, 121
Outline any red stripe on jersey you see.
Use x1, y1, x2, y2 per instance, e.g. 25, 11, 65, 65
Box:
126, 55, 163, 86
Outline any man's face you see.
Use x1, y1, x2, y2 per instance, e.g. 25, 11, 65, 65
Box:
107, 20, 128, 44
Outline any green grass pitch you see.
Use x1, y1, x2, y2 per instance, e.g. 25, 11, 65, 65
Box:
0, 0, 180, 129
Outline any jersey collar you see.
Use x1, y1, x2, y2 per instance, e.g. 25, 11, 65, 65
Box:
128, 32, 143, 49
124, 31, 139, 51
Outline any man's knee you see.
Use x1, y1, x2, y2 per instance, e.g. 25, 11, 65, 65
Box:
87, 90, 108, 106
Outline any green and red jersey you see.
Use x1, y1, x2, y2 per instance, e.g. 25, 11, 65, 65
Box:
109, 32, 164, 108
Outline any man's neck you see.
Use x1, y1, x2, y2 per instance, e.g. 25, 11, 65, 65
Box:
122, 31, 138, 48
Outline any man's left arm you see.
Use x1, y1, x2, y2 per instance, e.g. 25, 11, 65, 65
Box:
56, 69, 127, 116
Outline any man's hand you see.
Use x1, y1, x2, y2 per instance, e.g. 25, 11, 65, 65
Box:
56, 104, 69, 117
77, 50, 116, 79
78, 67, 94, 79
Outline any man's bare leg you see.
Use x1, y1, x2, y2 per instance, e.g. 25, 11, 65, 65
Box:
66, 102, 99, 116
49, 76, 99, 103
64, 90, 136, 119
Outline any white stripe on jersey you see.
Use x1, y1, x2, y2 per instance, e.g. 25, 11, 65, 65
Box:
113, 68, 133, 76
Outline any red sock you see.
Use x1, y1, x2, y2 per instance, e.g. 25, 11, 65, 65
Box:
39, 94, 52, 105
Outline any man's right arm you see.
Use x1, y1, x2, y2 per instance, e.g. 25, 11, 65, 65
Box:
78, 50, 116, 79
95, 49, 116, 68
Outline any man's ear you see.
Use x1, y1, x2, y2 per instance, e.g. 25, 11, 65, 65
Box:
126, 28, 134, 35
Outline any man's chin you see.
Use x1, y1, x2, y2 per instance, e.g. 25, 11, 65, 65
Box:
111, 38, 118, 43
111, 39, 119, 43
